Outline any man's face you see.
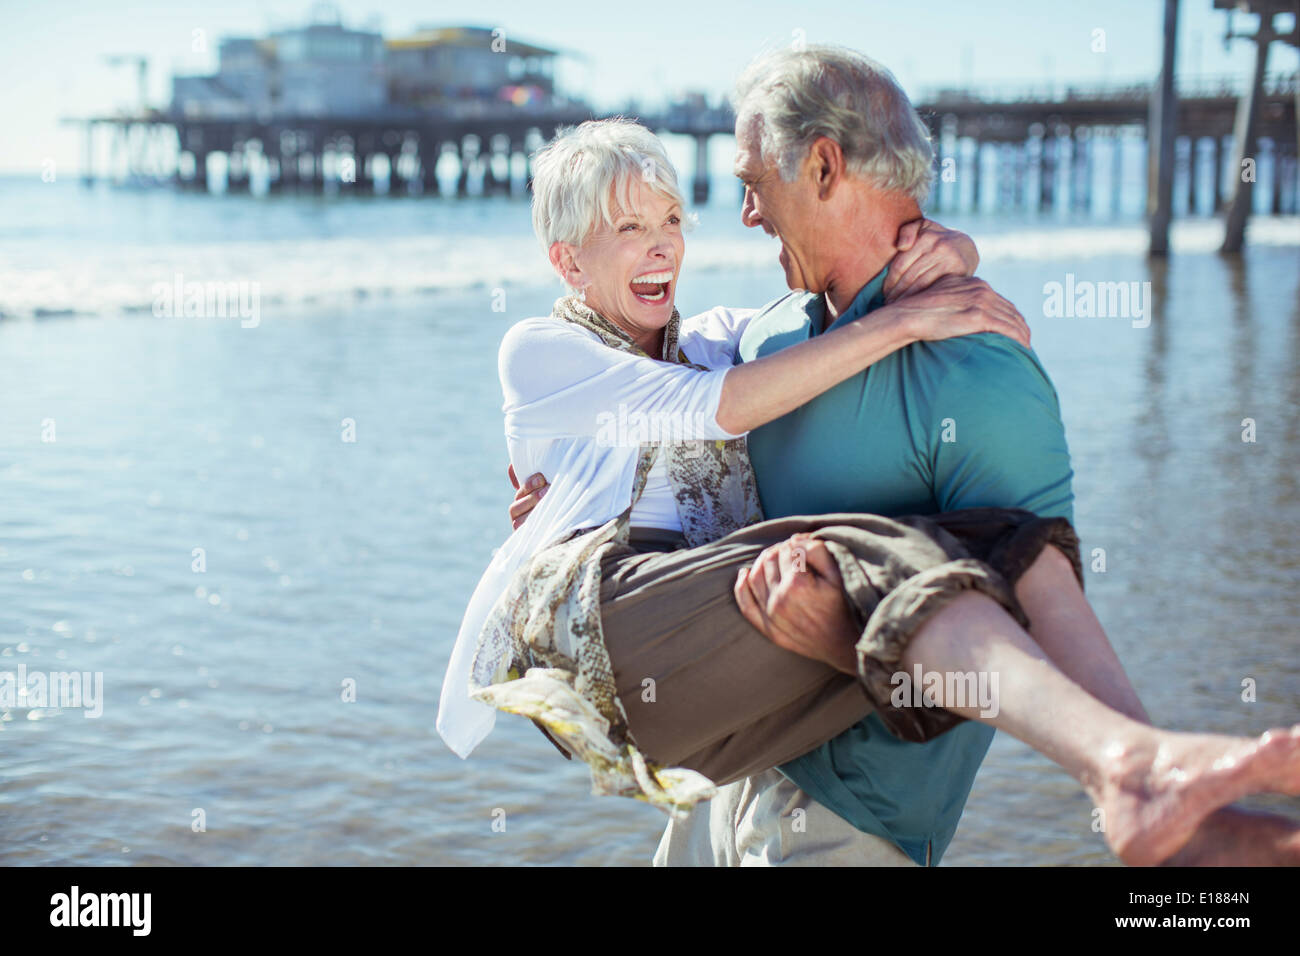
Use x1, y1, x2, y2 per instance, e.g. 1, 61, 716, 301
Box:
733, 111, 825, 293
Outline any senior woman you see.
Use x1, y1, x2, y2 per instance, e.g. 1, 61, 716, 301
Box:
438, 119, 1300, 867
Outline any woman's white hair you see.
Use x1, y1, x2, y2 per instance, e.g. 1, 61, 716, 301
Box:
732, 44, 935, 204
530, 117, 691, 256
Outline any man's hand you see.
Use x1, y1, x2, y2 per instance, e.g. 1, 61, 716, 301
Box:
884, 219, 980, 303
507, 464, 549, 530
733, 533, 860, 675
882, 274, 1031, 349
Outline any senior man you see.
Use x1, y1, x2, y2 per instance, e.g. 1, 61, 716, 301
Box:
649, 43, 1078, 867
510, 45, 1300, 866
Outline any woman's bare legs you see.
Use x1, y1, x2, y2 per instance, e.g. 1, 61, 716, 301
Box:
897, 590, 1300, 866
1012, 545, 1300, 865
736, 535, 1300, 866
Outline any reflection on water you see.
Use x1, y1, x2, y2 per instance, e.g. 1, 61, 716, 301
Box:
1, 223, 1297, 865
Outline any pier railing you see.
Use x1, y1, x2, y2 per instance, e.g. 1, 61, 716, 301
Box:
918, 71, 1298, 105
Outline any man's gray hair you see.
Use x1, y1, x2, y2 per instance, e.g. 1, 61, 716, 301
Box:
732, 44, 935, 204
530, 117, 691, 254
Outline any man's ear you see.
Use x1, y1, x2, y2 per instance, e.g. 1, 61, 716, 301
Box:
807, 136, 847, 201
548, 241, 581, 287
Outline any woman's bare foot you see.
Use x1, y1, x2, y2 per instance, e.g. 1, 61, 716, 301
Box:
1089, 725, 1300, 866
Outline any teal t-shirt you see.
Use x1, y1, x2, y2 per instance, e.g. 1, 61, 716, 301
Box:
737, 269, 1074, 865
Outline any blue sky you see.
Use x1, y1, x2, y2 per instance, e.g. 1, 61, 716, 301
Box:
0, 0, 1295, 172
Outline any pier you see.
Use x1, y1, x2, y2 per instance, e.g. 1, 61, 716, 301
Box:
69, 101, 594, 198
62, 6, 1299, 259
921, 71, 1298, 218
67, 73, 1298, 212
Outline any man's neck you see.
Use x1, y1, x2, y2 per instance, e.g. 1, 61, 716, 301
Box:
821, 190, 921, 328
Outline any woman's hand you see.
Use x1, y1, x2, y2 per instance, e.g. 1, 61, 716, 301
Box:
508, 465, 549, 529
884, 219, 979, 303
881, 275, 1031, 349
734, 534, 860, 675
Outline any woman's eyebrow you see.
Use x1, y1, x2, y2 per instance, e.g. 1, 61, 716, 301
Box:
614, 204, 679, 222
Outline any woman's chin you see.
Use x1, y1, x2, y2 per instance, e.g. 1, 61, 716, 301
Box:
594, 295, 676, 338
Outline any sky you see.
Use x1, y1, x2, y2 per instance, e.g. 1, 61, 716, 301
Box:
0, 0, 1296, 172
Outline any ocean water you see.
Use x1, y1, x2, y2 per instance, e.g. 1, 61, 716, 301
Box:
1, 176, 1298, 865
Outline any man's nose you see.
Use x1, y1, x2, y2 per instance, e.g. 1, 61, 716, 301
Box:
741, 186, 761, 228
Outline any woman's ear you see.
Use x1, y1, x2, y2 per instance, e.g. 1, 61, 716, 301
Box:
548, 241, 582, 288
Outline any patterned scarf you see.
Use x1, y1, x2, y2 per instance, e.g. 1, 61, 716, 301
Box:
469, 295, 763, 813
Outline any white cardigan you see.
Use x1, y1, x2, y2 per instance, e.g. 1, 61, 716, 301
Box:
436, 305, 757, 759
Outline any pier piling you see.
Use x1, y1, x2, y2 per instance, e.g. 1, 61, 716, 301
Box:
1148, 0, 1180, 255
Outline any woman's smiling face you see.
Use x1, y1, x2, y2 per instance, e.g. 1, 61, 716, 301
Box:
557, 177, 685, 354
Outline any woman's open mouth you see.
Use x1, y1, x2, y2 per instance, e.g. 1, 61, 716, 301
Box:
629, 270, 672, 304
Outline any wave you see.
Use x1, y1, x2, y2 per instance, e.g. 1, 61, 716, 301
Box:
2, 218, 1296, 320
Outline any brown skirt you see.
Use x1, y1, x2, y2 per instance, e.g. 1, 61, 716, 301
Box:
592, 508, 1081, 786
